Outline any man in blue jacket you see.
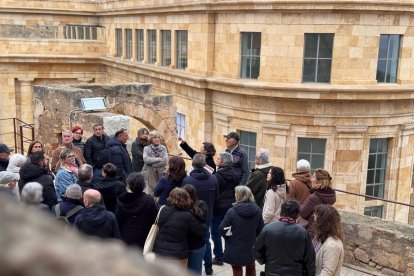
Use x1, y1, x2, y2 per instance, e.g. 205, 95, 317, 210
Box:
224, 132, 249, 185
182, 153, 219, 275
108, 128, 131, 183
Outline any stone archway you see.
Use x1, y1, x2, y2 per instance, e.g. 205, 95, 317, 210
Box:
33, 83, 178, 153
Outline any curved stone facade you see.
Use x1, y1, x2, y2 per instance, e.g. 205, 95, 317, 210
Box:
1, 0, 414, 222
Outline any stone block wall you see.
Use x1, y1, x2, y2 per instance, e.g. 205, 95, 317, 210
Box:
342, 211, 414, 275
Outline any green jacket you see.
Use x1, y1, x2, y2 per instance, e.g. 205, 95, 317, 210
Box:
247, 164, 272, 208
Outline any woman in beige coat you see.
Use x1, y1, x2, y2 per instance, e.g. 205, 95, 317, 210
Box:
314, 204, 344, 276
262, 166, 287, 224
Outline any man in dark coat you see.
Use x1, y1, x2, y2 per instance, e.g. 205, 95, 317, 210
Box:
182, 153, 219, 275
77, 164, 94, 194
52, 184, 84, 224
224, 132, 249, 185
108, 128, 131, 183
74, 189, 121, 239
247, 148, 272, 208
84, 124, 110, 186
96, 163, 126, 213
19, 152, 57, 208
211, 152, 238, 266
253, 199, 316, 276
0, 143, 13, 172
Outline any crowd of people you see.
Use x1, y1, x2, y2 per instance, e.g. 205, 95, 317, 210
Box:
0, 126, 345, 276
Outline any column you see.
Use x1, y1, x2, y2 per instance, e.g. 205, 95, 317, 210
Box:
19, 78, 35, 124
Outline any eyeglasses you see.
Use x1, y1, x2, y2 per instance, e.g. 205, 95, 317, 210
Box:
67, 155, 76, 158
74, 132, 82, 135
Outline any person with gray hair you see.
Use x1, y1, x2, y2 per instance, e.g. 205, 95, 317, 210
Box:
288, 159, 312, 205
219, 185, 264, 276
247, 148, 272, 209
5, 154, 26, 199
51, 129, 86, 173
77, 164, 93, 194
142, 130, 168, 194
21, 182, 50, 212
182, 153, 218, 275
52, 184, 84, 224
210, 152, 239, 266
0, 171, 20, 199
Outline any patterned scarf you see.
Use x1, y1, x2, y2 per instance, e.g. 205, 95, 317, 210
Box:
150, 144, 163, 157
278, 216, 296, 224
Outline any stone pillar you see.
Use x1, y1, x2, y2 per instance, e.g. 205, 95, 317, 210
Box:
132, 29, 137, 61
19, 78, 35, 124
262, 122, 291, 168
171, 30, 177, 69
155, 29, 161, 66
143, 30, 148, 64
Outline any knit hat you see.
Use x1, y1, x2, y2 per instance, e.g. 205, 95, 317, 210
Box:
0, 171, 19, 184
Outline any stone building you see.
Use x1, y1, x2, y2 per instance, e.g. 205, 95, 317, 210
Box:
1, 0, 414, 223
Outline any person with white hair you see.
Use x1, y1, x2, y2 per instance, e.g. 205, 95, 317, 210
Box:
21, 182, 50, 212
288, 159, 312, 205
52, 184, 84, 225
0, 171, 20, 199
247, 148, 272, 208
7, 153, 27, 177
142, 130, 168, 194
51, 130, 86, 173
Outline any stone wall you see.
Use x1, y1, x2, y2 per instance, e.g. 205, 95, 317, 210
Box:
342, 211, 414, 275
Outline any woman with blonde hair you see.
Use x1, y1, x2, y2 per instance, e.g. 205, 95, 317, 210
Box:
299, 169, 336, 238
54, 149, 78, 202
142, 130, 168, 194
219, 186, 264, 276
314, 204, 344, 276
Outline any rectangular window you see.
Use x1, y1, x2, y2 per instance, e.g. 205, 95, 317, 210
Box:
365, 138, 388, 199
148, 29, 157, 64
77, 26, 84, 40
240, 32, 261, 79
115, 28, 123, 57
136, 29, 144, 62
125, 29, 132, 60
71, 26, 77, 39
63, 26, 69, 39
297, 138, 326, 171
85, 27, 91, 40
161, 30, 171, 66
239, 130, 257, 170
176, 113, 186, 138
176, 30, 188, 69
364, 206, 383, 218
302, 33, 334, 83
91, 27, 98, 40
376, 34, 401, 83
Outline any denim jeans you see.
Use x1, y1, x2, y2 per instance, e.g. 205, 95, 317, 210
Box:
92, 168, 101, 187
211, 215, 224, 261
204, 220, 212, 268
187, 245, 206, 275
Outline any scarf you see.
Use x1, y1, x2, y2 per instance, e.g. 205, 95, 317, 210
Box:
150, 144, 163, 157
278, 216, 296, 224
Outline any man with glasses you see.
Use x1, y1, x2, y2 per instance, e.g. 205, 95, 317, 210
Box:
84, 124, 110, 186
224, 132, 249, 185
51, 130, 86, 173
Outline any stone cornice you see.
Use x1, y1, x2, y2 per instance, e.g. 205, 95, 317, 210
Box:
3, 55, 414, 101
2, 0, 414, 16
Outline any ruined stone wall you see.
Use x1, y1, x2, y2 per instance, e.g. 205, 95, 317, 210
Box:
342, 211, 414, 275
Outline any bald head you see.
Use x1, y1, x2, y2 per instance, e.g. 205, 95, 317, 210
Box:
83, 189, 101, 208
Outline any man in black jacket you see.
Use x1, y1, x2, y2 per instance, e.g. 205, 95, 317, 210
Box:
19, 152, 57, 209
74, 189, 120, 239
211, 152, 238, 266
0, 143, 13, 172
84, 124, 109, 186
224, 132, 249, 185
108, 128, 131, 183
253, 199, 315, 276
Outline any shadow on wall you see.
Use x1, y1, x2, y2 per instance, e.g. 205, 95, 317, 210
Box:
0, 191, 195, 276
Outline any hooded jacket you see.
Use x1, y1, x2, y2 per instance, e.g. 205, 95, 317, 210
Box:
300, 188, 336, 238
96, 176, 126, 213
219, 201, 264, 266
247, 164, 272, 209
116, 191, 158, 248
19, 162, 57, 208
214, 165, 238, 217
74, 205, 121, 239
289, 171, 312, 204
253, 220, 315, 276
182, 168, 219, 221
108, 137, 131, 183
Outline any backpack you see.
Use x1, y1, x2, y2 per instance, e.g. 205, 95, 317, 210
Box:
54, 204, 84, 226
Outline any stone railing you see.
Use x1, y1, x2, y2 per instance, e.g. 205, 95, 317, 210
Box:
341, 211, 414, 275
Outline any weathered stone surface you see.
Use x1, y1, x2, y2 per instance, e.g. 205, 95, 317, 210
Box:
0, 193, 193, 276
0, 24, 58, 39
354, 248, 369, 263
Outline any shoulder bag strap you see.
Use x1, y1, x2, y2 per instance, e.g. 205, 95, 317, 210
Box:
155, 205, 166, 225
65, 205, 84, 219
54, 204, 61, 217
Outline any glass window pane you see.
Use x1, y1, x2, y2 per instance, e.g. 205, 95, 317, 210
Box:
303, 59, 316, 82
388, 35, 400, 60
367, 170, 375, 184
240, 32, 261, 79
250, 56, 260, 79
318, 34, 334, 58
298, 153, 311, 164
365, 185, 373, 197
387, 60, 398, 83
298, 138, 311, 153
311, 155, 324, 169
378, 35, 388, 59
240, 131, 249, 145
304, 34, 318, 58
311, 139, 326, 154
368, 155, 376, 169
317, 59, 332, 83
376, 60, 386, 82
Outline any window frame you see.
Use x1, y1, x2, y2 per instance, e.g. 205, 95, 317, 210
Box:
176, 113, 186, 138
125, 29, 132, 60
240, 32, 261, 79
297, 138, 327, 171
239, 130, 257, 170
115, 28, 123, 57
161, 30, 172, 66
176, 30, 188, 70
136, 29, 144, 62
376, 34, 401, 83
147, 29, 157, 64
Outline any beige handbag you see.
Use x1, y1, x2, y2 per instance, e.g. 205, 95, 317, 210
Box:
143, 205, 166, 256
